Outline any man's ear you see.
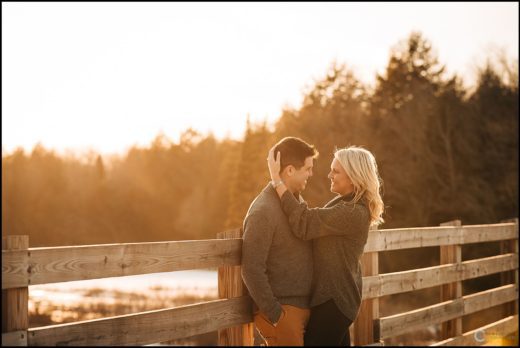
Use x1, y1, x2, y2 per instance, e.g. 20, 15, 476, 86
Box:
286, 165, 295, 176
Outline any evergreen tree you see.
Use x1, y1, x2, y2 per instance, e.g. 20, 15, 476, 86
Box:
225, 117, 273, 229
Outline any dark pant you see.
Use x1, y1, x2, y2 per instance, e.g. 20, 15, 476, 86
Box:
304, 299, 353, 346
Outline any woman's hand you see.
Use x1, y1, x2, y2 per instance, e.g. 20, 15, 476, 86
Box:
267, 146, 281, 182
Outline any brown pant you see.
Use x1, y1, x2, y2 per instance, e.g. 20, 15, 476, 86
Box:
254, 305, 310, 346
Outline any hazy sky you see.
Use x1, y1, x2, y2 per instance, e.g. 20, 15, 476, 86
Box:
2, 2, 518, 156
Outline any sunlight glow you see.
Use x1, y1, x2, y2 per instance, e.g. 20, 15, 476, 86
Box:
2, 2, 518, 156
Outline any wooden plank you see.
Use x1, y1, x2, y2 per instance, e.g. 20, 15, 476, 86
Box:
353, 252, 380, 345
463, 284, 517, 315
1, 330, 27, 346
364, 226, 462, 252
500, 218, 519, 318
380, 285, 518, 340
2, 236, 29, 336
440, 220, 462, 339
1, 250, 29, 289
431, 315, 518, 346
27, 296, 252, 346
363, 223, 517, 252
379, 298, 464, 339
3, 239, 241, 289
362, 253, 518, 299
217, 229, 254, 346
353, 226, 379, 345
461, 253, 518, 280
462, 224, 518, 244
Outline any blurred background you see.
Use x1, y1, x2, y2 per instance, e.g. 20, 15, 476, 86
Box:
2, 2, 518, 345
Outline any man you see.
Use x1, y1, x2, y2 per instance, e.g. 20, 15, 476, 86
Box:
241, 137, 319, 346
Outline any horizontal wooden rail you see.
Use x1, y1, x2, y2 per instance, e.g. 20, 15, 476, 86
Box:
3, 296, 252, 346
2, 239, 242, 289
431, 314, 518, 346
378, 284, 518, 339
364, 223, 517, 252
3, 223, 516, 290
362, 253, 518, 299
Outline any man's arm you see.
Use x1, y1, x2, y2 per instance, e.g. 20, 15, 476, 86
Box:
241, 212, 283, 325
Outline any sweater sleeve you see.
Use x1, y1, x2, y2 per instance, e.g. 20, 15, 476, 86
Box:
280, 190, 370, 241
240, 212, 283, 324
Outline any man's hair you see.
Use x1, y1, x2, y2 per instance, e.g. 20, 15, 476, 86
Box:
273, 137, 318, 172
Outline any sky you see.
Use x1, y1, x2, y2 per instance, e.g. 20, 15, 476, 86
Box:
2, 2, 518, 157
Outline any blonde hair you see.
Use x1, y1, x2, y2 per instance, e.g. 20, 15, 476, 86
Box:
334, 146, 384, 226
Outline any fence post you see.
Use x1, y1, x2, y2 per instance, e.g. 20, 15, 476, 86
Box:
353, 226, 380, 346
217, 228, 254, 346
439, 220, 462, 340
500, 218, 519, 317
2, 235, 29, 346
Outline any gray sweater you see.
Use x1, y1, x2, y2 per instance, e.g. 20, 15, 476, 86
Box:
241, 183, 313, 324
280, 190, 370, 321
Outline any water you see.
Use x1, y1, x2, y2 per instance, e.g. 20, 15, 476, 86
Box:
29, 269, 219, 324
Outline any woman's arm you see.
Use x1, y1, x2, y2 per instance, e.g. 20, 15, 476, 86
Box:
267, 146, 370, 240
280, 190, 369, 240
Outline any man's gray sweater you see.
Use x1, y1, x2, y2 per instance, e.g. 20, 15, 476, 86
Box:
241, 183, 313, 324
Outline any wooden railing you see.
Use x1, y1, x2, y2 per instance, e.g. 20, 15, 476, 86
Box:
2, 220, 518, 346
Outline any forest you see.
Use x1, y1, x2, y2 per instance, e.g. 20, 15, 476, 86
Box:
2, 32, 518, 249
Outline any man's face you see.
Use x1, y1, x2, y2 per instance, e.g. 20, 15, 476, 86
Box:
285, 156, 314, 193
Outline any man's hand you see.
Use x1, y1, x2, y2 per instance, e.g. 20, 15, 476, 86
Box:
272, 307, 286, 327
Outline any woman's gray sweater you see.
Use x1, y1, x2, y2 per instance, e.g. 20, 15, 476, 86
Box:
280, 190, 371, 321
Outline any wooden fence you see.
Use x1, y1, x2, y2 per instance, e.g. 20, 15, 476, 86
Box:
2, 220, 518, 346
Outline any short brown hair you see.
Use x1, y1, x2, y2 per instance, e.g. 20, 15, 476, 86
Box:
273, 137, 318, 173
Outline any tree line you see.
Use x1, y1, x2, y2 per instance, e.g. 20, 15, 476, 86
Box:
2, 32, 518, 248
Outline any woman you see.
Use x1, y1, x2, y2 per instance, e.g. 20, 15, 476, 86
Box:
267, 145, 384, 346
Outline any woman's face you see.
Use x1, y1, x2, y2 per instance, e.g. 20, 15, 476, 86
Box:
328, 158, 354, 196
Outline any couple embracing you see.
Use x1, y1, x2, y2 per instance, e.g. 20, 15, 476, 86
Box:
241, 137, 384, 346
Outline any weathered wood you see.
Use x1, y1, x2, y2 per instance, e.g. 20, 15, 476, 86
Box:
380, 298, 463, 339
364, 223, 517, 252
2, 236, 29, 338
362, 253, 518, 299
217, 229, 254, 346
500, 218, 519, 318
1, 222, 517, 346
3, 224, 516, 290
353, 226, 379, 346
462, 223, 517, 244
2, 239, 241, 289
27, 296, 252, 346
1, 330, 27, 346
463, 284, 517, 315
431, 314, 518, 346
379, 284, 518, 339
440, 220, 462, 340
2, 249, 29, 289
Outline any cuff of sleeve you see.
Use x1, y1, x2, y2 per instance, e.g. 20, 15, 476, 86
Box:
280, 190, 302, 216
267, 304, 283, 326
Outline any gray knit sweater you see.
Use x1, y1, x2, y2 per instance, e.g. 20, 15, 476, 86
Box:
241, 183, 313, 324
280, 190, 370, 321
